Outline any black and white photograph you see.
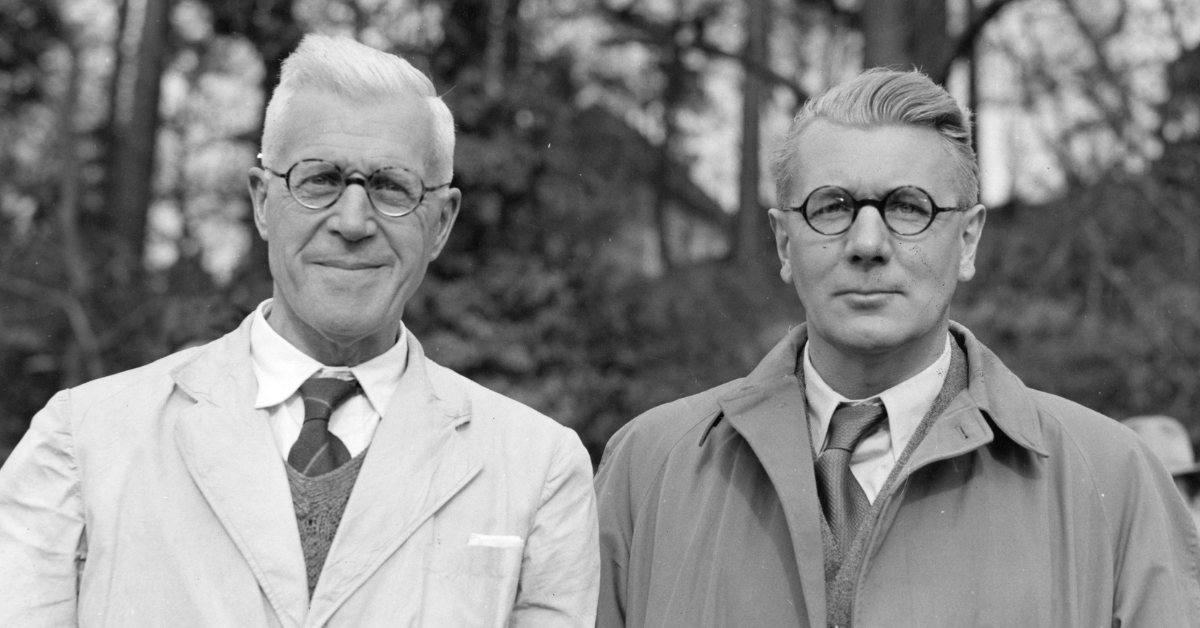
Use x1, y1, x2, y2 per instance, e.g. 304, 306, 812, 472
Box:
1, 0, 1198, 626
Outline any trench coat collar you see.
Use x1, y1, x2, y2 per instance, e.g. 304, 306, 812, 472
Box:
169, 315, 482, 628
710, 322, 1049, 459
712, 325, 825, 628
707, 321, 1050, 626
950, 321, 1049, 457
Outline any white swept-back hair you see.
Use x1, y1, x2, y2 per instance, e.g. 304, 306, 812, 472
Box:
260, 33, 456, 184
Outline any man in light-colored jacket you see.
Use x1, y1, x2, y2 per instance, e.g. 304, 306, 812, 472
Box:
0, 34, 598, 627
595, 68, 1200, 627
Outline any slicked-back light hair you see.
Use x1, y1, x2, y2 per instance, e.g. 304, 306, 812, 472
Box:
261, 34, 455, 184
770, 68, 979, 207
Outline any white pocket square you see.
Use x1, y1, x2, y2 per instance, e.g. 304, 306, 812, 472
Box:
467, 533, 525, 548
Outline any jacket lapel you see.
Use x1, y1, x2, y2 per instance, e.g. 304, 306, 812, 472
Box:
306, 334, 483, 626
952, 323, 1049, 457
718, 326, 827, 628
888, 325, 1052, 488
707, 322, 1052, 628
172, 319, 309, 628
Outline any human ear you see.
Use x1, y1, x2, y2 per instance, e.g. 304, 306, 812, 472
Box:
957, 203, 987, 282
427, 187, 461, 261
768, 208, 794, 285
248, 168, 271, 241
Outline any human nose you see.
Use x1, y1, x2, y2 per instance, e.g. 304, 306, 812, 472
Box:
843, 204, 891, 265
326, 180, 379, 241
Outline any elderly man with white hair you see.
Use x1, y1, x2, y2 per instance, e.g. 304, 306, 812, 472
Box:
0, 34, 598, 627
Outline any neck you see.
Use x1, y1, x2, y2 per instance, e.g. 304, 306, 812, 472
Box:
807, 327, 947, 399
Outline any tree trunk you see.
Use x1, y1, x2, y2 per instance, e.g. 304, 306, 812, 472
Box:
862, 0, 949, 72
967, 0, 979, 155
104, 0, 129, 162
734, 0, 769, 266
105, 0, 172, 274
243, 15, 302, 285
57, 39, 90, 297
655, 35, 685, 273
56, 32, 104, 384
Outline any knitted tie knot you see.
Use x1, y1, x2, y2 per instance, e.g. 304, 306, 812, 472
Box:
300, 377, 359, 423
825, 402, 887, 452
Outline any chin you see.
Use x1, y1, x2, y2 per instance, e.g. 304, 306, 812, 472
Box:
821, 318, 926, 357
308, 305, 393, 343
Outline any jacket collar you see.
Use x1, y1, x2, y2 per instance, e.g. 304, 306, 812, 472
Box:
170, 315, 482, 628
711, 324, 823, 627
706, 321, 1048, 627
170, 316, 309, 628
950, 321, 1049, 457
698, 324, 805, 444
711, 322, 1049, 458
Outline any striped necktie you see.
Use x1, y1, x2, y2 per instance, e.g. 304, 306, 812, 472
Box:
287, 376, 359, 477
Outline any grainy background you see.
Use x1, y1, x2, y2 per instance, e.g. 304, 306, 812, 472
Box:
1, 0, 1198, 468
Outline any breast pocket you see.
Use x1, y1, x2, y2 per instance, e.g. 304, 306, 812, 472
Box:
421, 540, 525, 628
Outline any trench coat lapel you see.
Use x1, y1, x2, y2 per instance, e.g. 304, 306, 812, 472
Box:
718, 325, 826, 628
172, 320, 309, 628
306, 334, 483, 626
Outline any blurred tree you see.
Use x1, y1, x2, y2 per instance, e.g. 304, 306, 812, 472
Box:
958, 42, 1200, 428
597, 0, 724, 270
2, 0, 1198, 471
734, 0, 770, 267
0, 0, 62, 107
203, 0, 304, 278
862, 0, 948, 71
105, 0, 173, 271
857, 0, 1019, 82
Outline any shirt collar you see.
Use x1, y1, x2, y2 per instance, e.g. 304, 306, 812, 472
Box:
804, 333, 952, 458
249, 299, 409, 414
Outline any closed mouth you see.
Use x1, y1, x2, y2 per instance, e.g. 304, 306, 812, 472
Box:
837, 289, 900, 296
316, 260, 385, 271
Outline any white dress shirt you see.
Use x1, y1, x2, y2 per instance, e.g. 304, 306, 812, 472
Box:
249, 300, 408, 459
804, 333, 952, 503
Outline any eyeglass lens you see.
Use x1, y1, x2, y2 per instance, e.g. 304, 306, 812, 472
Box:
804, 186, 936, 235
287, 160, 424, 215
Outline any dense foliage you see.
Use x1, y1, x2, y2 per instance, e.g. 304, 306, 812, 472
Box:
1, 0, 1198, 466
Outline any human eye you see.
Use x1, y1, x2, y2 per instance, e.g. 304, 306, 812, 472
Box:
888, 200, 931, 217
886, 189, 934, 217
370, 169, 422, 205
293, 163, 342, 190
806, 188, 854, 217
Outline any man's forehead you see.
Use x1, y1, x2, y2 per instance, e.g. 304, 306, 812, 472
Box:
280, 88, 432, 129
790, 120, 957, 200
274, 88, 435, 167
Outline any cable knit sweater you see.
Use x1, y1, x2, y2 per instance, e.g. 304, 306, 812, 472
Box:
286, 451, 368, 597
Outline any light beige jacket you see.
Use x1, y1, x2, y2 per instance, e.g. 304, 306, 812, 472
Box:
0, 315, 599, 627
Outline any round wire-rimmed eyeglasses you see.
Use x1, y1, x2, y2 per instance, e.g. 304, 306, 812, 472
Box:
782, 185, 970, 236
262, 158, 451, 218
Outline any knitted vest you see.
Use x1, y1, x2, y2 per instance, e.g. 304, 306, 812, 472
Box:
800, 340, 970, 627
286, 450, 368, 597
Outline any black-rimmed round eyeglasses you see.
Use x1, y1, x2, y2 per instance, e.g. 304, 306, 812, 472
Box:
263, 158, 451, 218
783, 185, 969, 236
